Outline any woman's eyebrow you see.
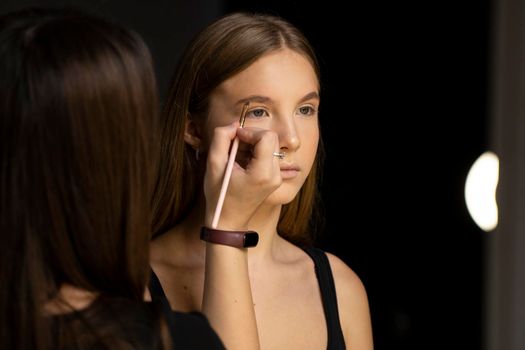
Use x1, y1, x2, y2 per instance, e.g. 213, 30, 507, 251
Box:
298, 91, 320, 103
235, 95, 273, 106
235, 91, 320, 106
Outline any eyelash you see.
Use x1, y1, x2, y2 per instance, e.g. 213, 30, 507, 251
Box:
245, 106, 317, 119
245, 108, 269, 118
297, 106, 316, 116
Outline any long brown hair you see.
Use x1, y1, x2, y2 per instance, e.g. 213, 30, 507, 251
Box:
152, 12, 324, 245
0, 8, 159, 349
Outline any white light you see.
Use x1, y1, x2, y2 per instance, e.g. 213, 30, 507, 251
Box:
464, 151, 499, 232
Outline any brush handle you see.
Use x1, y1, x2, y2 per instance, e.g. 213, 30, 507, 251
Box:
211, 137, 240, 229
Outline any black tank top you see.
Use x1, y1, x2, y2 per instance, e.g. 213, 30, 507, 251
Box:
302, 246, 346, 350
149, 246, 346, 350
149, 271, 225, 349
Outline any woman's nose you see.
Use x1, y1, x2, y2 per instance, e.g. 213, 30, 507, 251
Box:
275, 117, 300, 152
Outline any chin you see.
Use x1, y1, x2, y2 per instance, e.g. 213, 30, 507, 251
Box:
264, 183, 301, 206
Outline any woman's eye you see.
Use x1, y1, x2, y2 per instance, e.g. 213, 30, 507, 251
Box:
246, 108, 269, 118
298, 106, 316, 116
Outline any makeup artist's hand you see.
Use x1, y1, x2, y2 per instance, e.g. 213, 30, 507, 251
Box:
204, 121, 282, 230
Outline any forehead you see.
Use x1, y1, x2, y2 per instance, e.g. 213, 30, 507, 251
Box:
212, 49, 319, 105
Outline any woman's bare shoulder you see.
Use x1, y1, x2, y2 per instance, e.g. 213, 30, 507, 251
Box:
325, 252, 367, 296
325, 252, 374, 350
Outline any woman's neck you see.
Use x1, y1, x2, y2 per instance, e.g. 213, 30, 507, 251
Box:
168, 200, 285, 262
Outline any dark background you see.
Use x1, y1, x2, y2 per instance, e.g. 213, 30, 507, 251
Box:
226, 2, 489, 350
1, 1, 491, 349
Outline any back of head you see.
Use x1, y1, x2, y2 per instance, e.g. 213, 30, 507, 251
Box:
153, 12, 323, 245
0, 7, 158, 349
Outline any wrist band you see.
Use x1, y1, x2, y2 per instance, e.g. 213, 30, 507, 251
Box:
200, 227, 259, 248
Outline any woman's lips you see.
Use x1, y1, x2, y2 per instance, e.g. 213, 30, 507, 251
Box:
280, 164, 300, 179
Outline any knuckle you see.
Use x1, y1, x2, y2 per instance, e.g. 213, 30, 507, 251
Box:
258, 131, 279, 149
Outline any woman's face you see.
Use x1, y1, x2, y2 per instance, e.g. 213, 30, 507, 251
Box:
206, 48, 320, 205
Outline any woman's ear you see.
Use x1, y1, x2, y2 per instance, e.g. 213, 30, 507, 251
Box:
184, 118, 202, 150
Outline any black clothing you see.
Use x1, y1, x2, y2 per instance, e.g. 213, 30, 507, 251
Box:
149, 247, 346, 349
302, 247, 346, 350
51, 294, 225, 349
149, 269, 226, 349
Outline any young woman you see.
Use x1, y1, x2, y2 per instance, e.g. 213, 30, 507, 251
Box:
151, 12, 374, 350
0, 8, 279, 349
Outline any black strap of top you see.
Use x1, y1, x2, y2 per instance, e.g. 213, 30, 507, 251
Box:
150, 251, 346, 349
302, 247, 346, 350
149, 269, 178, 348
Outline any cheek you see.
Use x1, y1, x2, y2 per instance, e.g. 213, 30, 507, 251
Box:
299, 124, 320, 169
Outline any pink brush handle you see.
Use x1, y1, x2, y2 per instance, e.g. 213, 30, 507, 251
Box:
211, 137, 240, 229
